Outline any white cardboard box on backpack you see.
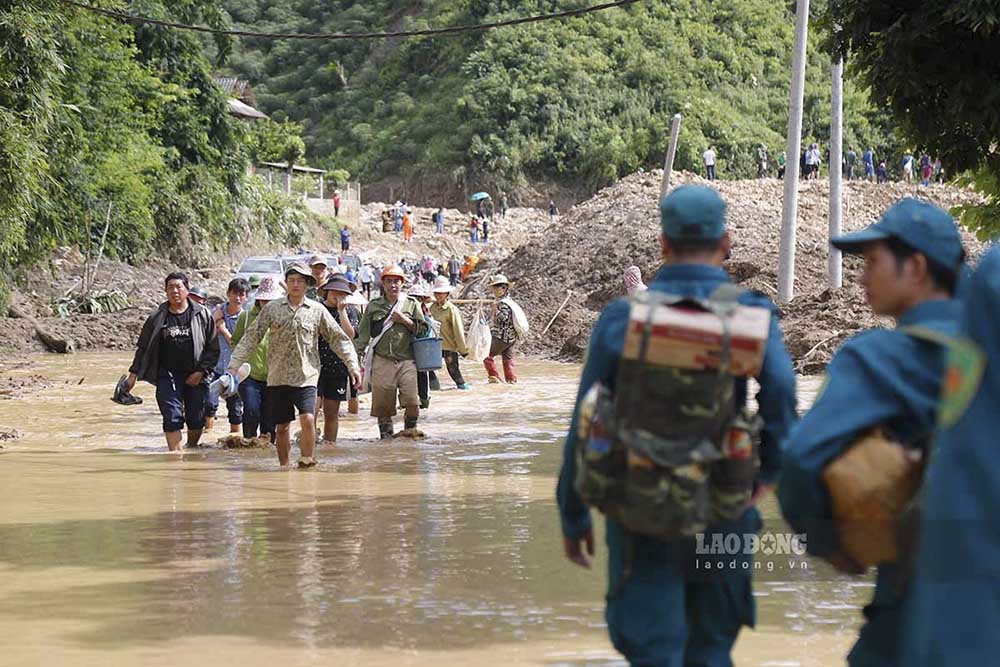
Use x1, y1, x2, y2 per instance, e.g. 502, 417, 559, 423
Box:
622, 301, 770, 376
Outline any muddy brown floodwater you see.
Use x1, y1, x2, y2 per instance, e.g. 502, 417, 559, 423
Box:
0, 353, 864, 666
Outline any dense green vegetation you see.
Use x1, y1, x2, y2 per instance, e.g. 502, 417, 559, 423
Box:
223, 0, 900, 198
827, 0, 1000, 239
0, 0, 310, 306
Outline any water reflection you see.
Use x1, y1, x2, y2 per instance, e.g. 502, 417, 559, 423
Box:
0, 353, 859, 665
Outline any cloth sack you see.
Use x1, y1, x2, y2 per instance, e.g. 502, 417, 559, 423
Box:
467, 303, 493, 362
502, 297, 530, 338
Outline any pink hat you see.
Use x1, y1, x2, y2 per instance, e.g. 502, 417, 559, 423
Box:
623, 266, 647, 296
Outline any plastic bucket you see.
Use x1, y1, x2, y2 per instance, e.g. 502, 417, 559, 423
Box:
413, 337, 443, 371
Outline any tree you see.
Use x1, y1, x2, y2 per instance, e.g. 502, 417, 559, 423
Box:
827, 1, 1000, 237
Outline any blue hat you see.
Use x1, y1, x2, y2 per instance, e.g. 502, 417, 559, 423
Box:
830, 198, 964, 271
660, 185, 727, 241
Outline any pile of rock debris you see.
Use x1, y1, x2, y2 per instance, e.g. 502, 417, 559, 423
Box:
500, 170, 985, 373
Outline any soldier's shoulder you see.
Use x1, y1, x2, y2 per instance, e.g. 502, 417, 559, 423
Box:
735, 288, 779, 314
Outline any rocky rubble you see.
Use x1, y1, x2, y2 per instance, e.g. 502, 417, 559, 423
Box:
354, 203, 549, 266
498, 171, 985, 372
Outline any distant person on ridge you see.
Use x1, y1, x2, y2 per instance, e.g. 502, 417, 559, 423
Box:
863, 147, 876, 181
702, 145, 717, 180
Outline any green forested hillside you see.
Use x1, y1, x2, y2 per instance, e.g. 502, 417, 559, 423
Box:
0, 0, 310, 305
223, 0, 900, 200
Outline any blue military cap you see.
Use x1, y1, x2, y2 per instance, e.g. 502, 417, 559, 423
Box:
660, 185, 727, 241
831, 198, 964, 271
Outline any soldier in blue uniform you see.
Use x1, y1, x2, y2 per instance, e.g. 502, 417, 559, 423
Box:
778, 198, 965, 667
902, 246, 1000, 666
557, 185, 797, 666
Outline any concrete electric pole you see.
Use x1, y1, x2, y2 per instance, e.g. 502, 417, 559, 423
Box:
829, 57, 844, 289
777, 0, 810, 303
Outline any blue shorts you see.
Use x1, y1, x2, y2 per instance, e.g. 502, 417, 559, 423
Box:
155, 369, 208, 432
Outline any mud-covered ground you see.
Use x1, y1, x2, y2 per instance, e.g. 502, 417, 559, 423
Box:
496, 171, 985, 372
1, 172, 986, 375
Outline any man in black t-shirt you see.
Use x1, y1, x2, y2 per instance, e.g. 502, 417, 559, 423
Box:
125, 272, 220, 451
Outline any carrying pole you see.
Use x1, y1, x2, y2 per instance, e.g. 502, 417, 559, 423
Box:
542, 291, 574, 335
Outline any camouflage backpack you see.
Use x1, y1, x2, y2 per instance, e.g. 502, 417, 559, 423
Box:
574, 284, 764, 541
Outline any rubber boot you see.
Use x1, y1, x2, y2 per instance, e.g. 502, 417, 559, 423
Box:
502, 358, 518, 384
429, 371, 441, 392
483, 357, 502, 383
378, 419, 394, 440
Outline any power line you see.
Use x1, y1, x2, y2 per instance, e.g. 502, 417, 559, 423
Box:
60, 0, 643, 41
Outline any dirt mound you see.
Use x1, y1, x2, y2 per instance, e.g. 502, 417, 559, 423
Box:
498, 171, 985, 371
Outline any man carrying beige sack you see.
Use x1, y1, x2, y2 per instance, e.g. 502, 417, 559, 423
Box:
778, 198, 966, 667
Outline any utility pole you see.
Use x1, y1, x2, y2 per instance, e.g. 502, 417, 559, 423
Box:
829, 57, 844, 289
777, 0, 810, 303
660, 113, 683, 199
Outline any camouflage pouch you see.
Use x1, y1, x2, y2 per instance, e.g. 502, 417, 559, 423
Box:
574, 383, 626, 512
709, 410, 762, 522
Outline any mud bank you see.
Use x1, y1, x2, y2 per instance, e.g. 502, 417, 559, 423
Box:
499, 171, 985, 371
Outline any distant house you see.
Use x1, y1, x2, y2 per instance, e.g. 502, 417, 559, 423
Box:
213, 76, 268, 120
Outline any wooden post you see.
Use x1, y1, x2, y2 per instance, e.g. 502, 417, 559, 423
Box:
319, 174, 324, 200
660, 113, 683, 199
777, 0, 810, 304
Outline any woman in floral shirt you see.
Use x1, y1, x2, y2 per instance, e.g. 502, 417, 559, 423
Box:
484, 274, 521, 384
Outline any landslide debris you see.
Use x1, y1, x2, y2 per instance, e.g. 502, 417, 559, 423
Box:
354, 203, 549, 266
499, 171, 985, 372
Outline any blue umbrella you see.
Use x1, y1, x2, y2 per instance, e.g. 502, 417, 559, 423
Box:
469, 192, 492, 201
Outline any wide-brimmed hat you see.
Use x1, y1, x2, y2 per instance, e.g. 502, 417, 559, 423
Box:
381, 264, 406, 282
309, 254, 328, 267
408, 283, 430, 298
432, 276, 452, 294
285, 263, 316, 285
254, 277, 284, 301
489, 274, 510, 287
321, 275, 353, 294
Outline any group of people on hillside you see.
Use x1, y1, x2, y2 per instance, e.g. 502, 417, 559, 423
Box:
558, 184, 996, 667
122, 251, 527, 466
704, 143, 946, 185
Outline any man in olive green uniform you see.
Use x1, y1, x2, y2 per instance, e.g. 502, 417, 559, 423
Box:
355, 265, 429, 439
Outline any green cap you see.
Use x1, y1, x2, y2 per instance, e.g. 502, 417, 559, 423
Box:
248, 275, 262, 288
660, 185, 727, 241
831, 198, 964, 271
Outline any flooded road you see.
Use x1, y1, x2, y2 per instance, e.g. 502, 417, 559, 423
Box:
0, 353, 862, 666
